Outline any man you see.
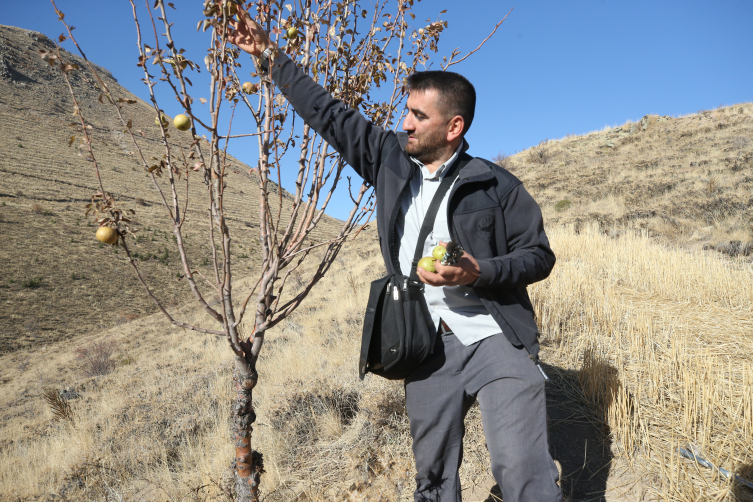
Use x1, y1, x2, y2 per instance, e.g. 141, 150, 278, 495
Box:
229, 11, 561, 502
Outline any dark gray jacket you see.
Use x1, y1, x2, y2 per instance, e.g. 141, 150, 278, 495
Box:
269, 53, 555, 355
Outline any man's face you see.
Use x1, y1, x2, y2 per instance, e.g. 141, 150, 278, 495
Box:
402, 89, 452, 164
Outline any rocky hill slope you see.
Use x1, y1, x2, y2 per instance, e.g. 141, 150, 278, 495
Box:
0, 24, 342, 354
503, 104, 753, 259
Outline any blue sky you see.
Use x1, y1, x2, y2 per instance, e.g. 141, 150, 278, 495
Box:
3, 0, 752, 220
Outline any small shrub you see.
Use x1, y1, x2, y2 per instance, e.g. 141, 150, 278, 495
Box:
527, 140, 552, 165
706, 175, 720, 195
21, 277, 43, 288
75, 340, 117, 377
32, 204, 44, 214
114, 312, 138, 326
24, 317, 38, 334
554, 199, 572, 212
492, 151, 512, 170
731, 136, 750, 149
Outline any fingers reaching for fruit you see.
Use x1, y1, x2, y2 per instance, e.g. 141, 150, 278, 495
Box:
227, 6, 273, 57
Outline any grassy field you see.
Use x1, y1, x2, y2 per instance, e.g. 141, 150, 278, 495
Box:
1, 223, 751, 501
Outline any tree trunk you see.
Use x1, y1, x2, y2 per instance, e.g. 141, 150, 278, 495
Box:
232, 361, 262, 501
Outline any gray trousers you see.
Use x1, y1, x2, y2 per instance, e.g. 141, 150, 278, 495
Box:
404, 332, 562, 502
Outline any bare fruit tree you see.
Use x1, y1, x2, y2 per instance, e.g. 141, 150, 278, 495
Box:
46, 0, 507, 499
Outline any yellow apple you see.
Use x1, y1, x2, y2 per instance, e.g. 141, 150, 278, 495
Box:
173, 55, 188, 70
432, 245, 446, 261
417, 256, 436, 273
155, 114, 169, 128
174, 114, 191, 131
242, 82, 255, 94
287, 27, 298, 38
96, 226, 118, 245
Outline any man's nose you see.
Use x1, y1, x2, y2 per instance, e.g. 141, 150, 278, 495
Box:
402, 114, 413, 131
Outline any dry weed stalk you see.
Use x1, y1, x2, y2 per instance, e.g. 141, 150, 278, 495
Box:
43, 388, 75, 423
45, 0, 506, 499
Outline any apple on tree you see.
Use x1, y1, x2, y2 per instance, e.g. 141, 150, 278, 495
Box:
155, 114, 169, 128
95, 226, 119, 245
174, 114, 191, 131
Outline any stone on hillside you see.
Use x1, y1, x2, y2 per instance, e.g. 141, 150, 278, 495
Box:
59, 387, 80, 400
640, 115, 650, 131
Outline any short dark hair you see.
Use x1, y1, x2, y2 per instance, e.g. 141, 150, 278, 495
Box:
406, 71, 476, 135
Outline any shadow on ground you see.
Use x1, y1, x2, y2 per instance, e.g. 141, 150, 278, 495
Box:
481, 357, 618, 502
733, 462, 753, 502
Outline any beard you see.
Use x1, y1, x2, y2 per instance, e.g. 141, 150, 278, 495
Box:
405, 126, 450, 165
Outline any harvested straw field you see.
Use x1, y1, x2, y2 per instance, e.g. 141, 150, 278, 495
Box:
1, 223, 751, 501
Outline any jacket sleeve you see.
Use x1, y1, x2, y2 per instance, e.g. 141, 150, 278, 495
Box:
471, 184, 556, 288
267, 52, 398, 187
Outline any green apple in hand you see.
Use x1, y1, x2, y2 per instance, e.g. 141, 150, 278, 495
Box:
417, 256, 436, 273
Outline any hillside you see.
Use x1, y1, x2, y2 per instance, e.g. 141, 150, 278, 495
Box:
1, 22, 752, 502
0, 24, 342, 354
502, 104, 753, 259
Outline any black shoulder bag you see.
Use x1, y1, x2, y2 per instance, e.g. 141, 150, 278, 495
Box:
359, 154, 471, 380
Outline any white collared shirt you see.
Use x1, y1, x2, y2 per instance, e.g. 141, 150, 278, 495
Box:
395, 147, 503, 346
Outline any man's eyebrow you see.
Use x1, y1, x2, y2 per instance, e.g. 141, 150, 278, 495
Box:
408, 106, 427, 117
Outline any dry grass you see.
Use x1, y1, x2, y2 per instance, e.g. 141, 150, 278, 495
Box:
532, 224, 753, 501
506, 104, 753, 260
1, 224, 751, 501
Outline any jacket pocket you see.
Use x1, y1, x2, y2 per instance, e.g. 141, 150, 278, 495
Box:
453, 206, 505, 259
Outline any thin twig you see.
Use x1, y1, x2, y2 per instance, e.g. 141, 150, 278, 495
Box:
443, 8, 512, 70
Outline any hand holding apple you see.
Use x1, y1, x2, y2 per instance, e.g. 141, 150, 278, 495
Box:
417, 241, 479, 287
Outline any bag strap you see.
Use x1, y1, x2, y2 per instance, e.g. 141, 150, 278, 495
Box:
387, 153, 471, 278
408, 153, 472, 285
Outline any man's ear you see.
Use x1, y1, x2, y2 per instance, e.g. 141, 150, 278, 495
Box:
447, 115, 465, 142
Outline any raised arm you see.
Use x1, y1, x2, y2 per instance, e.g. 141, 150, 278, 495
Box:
229, 10, 398, 186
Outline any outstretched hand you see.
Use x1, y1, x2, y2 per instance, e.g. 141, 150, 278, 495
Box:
417, 241, 480, 287
227, 6, 274, 57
